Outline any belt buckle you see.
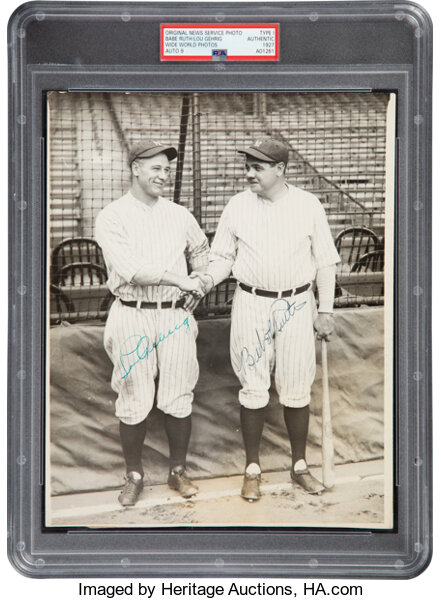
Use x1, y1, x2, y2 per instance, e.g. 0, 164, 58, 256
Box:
277, 290, 282, 299
156, 299, 162, 309
251, 286, 257, 296
136, 299, 142, 309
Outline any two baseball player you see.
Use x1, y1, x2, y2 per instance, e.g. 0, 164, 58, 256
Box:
97, 135, 339, 507
194, 137, 340, 501
96, 139, 207, 506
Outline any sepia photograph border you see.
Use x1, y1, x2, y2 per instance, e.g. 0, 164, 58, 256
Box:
45, 89, 395, 530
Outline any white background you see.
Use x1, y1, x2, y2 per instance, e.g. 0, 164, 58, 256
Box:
0, 0, 438, 596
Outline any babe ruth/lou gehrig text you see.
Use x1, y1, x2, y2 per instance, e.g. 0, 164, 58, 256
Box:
238, 296, 307, 372
118, 315, 190, 379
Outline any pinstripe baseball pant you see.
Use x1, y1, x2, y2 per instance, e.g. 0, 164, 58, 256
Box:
104, 300, 199, 425
230, 286, 317, 409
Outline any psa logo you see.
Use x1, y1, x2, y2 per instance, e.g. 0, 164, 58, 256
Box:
212, 49, 227, 61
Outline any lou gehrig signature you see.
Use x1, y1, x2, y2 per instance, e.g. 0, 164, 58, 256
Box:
119, 316, 190, 380
238, 298, 307, 372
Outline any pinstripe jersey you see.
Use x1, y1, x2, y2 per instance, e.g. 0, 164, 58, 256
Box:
209, 184, 340, 290
95, 191, 209, 302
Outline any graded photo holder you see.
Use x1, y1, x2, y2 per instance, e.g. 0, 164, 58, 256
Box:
7, 1, 432, 577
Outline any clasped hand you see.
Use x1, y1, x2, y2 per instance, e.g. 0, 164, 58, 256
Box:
179, 272, 213, 312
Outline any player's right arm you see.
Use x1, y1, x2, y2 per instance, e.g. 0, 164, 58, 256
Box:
198, 202, 237, 294
96, 209, 164, 285
154, 270, 204, 295
96, 209, 201, 294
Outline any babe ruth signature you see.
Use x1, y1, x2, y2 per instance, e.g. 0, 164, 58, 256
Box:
238, 298, 307, 372
119, 316, 191, 380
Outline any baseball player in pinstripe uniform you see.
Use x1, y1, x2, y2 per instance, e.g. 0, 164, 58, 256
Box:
96, 139, 207, 507
193, 137, 340, 501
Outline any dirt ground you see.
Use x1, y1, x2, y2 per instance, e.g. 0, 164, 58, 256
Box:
49, 460, 388, 529
94, 478, 383, 528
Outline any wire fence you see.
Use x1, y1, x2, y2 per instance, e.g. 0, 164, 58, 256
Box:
48, 91, 390, 323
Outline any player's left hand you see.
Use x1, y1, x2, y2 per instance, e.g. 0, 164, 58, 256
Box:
179, 274, 204, 312
314, 313, 335, 341
181, 291, 202, 313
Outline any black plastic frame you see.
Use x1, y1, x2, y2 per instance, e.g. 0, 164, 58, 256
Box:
7, 1, 432, 578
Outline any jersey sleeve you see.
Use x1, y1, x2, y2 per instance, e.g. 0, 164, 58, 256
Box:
185, 211, 210, 271
316, 263, 337, 313
207, 201, 238, 285
95, 209, 165, 285
310, 199, 341, 270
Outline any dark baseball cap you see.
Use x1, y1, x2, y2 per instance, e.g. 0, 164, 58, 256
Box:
128, 138, 177, 165
238, 137, 290, 165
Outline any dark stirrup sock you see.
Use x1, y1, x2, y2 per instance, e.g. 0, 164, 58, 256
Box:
119, 417, 148, 476
164, 414, 192, 471
240, 405, 266, 467
283, 405, 310, 468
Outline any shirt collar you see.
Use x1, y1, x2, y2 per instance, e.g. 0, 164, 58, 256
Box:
126, 190, 164, 210
252, 183, 291, 205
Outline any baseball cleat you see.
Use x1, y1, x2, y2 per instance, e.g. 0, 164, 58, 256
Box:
118, 471, 144, 507
241, 472, 261, 502
168, 466, 199, 498
291, 468, 325, 494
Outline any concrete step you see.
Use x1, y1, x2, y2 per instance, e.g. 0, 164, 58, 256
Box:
47, 459, 385, 527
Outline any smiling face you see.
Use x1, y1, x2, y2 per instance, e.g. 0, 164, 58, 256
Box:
131, 153, 171, 202
244, 157, 286, 199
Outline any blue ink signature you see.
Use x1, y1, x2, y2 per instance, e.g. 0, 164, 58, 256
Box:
238, 298, 307, 372
119, 316, 190, 379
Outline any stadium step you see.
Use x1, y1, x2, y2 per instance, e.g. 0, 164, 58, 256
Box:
48, 91, 387, 258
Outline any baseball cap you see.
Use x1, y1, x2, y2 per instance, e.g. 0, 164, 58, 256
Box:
128, 138, 178, 165
237, 137, 290, 165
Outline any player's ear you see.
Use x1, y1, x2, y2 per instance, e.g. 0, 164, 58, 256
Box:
276, 161, 285, 176
131, 159, 140, 177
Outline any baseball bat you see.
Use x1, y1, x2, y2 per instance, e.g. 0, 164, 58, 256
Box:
321, 339, 335, 489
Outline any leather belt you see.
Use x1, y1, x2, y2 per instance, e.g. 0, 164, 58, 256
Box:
238, 282, 310, 299
119, 298, 185, 309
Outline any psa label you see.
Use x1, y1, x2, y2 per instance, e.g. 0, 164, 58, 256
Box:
212, 49, 227, 60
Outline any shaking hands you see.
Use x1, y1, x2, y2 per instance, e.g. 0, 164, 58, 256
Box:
179, 272, 215, 312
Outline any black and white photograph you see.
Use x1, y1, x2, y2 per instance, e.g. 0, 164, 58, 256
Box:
46, 90, 394, 529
